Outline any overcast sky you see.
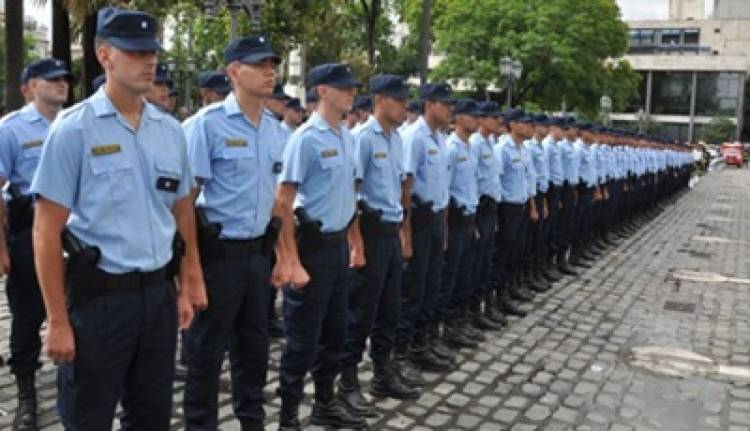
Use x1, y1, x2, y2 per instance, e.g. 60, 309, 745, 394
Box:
616, 0, 669, 20
24, 0, 674, 29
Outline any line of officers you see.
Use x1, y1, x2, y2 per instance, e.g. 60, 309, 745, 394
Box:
0, 7, 695, 431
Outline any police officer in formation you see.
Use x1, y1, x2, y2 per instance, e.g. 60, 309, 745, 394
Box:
338, 75, 418, 421
0, 57, 71, 431
182, 35, 284, 431
30, 7, 204, 430
1, 6, 697, 430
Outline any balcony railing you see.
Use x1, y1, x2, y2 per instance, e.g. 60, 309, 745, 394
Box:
627, 44, 713, 55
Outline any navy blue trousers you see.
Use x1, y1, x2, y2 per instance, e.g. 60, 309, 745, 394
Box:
395, 214, 444, 350
5, 229, 44, 375
341, 229, 402, 368
184, 252, 271, 430
279, 239, 348, 401
57, 280, 177, 431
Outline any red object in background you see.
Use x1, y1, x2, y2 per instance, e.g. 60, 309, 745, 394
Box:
721, 142, 744, 167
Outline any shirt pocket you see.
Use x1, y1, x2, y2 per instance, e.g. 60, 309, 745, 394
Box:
217, 147, 254, 186
88, 153, 136, 204
18, 146, 42, 182
317, 152, 343, 170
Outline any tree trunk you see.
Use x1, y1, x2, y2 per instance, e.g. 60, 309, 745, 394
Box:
4, 0, 24, 110
418, 0, 431, 85
361, 0, 380, 69
51, 0, 73, 105
82, 11, 102, 97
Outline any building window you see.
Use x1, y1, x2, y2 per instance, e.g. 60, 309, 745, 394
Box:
625, 72, 648, 113
695, 72, 742, 116
661, 29, 681, 45
650, 71, 693, 116
683, 29, 700, 45
659, 123, 690, 143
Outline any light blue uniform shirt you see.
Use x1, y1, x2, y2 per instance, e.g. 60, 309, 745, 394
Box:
446, 132, 479, 215
0, 103, 50, 194
521, 143, 536, 199
280, 112, 356, 233
279, 121, 294, 144
525, 138, 549, 193
560, 138, 579, 185
574, 139, 598, 188
469, 132, 502, 202
355, 116, 404, 223
186, 92, 285, 239
542, 135, 564, 187
496, 137, 528, 204
402, 116, 451, 212
30, 88, 193, 274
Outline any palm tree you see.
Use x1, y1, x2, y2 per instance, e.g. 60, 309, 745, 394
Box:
4, 0, 25, 110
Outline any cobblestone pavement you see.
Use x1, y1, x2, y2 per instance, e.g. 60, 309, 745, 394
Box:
3, 168, 750, 430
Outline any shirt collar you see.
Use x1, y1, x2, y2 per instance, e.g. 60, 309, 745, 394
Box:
19, 103, 44, 124
365, 115, 384, 135
91, 86, 162, 121
308, 112, 333, 132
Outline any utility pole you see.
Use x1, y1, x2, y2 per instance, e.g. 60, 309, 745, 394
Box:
418, 0, 431, 85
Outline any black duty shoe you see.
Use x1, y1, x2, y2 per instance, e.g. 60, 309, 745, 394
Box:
509, 285, 534, 301
311, 398, 367, 429
13, 373, 37, 431
278, 398, 301, 431
527, 276, 550, 293
458, 320, 485, 343
557, 262, 578, 276
410, 348, 454, 372
370, 365, 419, 400
442, 326, 478, 349
570, 258, 593, 269
541, 268, 561, 282
392, 355, 426, 387
498, 290, 527, 317
428, 333, 455, 363
338, 367, 379, 418
469, 311, 502, 331
485, 305, 508, 326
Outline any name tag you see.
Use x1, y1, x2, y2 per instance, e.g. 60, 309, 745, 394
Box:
321, 149, 338, 158
91, 144, 121, 156
482, 153, 492, 160
457, 156, 468, 162
511, 157, 521, 163
22, 140, 43, 149
427, 149, 438, 155
373, 151, 387, 159
156, 176, 180, 193
225, 138, 248, 147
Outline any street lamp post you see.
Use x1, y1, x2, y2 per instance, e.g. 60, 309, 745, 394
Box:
600, 95, 612, 126
637, 107, 646, 133
499, 56, 523, 110
205, 0, 266, 40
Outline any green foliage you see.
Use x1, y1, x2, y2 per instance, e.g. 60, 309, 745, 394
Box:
0, 27, 40, 107
429, 0, 639, 115
699, 117, 737, 146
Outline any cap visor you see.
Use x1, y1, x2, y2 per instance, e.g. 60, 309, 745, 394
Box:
240, 52, 282, 65
328, 77, 360, 89
378, 88, 410, 99
212, 85, 233, 94
107, 36, 161, 52
40, 70, 72, 80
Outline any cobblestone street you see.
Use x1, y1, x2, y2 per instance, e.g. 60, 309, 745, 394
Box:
2, 168, 750, 430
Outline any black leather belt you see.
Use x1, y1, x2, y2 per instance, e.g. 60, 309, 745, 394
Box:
297, 227, 348, 254
84, 266, 170, 293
